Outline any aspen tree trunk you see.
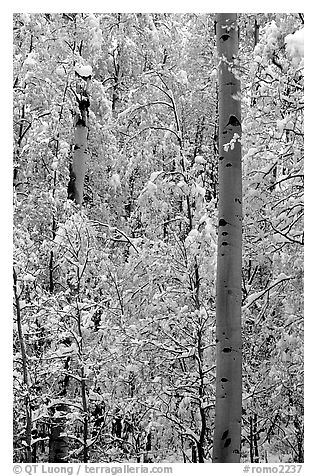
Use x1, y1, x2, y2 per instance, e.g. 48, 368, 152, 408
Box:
48, 359, 70, 462
253, 414, 259, 463
143, 431, 153, 463
49, 407, 69, 463
213, 13, 242, 463
68, 81, 90, 206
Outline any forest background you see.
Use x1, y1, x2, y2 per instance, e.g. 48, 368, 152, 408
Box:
3, 0, 310, 472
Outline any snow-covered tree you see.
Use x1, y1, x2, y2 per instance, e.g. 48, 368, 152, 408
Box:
13, 12, 303, 464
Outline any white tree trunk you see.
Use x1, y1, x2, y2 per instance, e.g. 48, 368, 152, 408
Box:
68, 78, 90, 206
69, 118, 88, 206
213, 13, 243, 463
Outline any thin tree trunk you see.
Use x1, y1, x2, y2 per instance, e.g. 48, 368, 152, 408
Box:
76, 277, 89, 462
79, 313, 89, 462
213, 13, 242, 463
112, 14, 122, 113
81, 367, 89, 462
253, 414, 259, 463
180, 435, 187, 463
249, 416, 254, 462
192, 442, 197, 463
294, 415, 304, 462
13, 268, 32, 462
254, 18, 260, 47
197, 328, 206, 463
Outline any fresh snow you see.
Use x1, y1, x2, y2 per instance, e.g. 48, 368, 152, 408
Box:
110, 173, 121, 192
285, 28, 304, 59
75, 64, 93, 77
194, 155, 206, 165
149, 170, 163, 182
147, 181, 157, 193
24, 53, 36, 66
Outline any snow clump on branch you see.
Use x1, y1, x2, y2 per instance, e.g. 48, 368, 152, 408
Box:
75, 64, 93, 78
285, 28, 304, 60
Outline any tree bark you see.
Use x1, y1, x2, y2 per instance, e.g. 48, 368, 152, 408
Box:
49, 404, 69, 463
213, 13, 242, 463
68, 80, 90, 206
48, 359, 70, 462
68, 118, 88, 206
143, 431, 153, 463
